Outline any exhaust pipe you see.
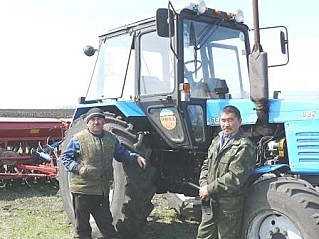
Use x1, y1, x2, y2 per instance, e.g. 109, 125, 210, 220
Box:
249, 0, 269, 125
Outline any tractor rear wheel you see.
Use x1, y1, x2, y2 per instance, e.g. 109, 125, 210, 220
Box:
241, 176, 319, 239
58, 111, 156, 239
58, 115, 87, 234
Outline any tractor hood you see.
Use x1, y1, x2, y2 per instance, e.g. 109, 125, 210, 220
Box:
207, 99, 319, 126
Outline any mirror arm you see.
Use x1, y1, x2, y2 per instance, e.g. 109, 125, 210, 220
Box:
168, 1, 178, 59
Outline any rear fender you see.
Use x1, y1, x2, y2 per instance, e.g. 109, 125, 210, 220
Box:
252, 164, 290, 175
71, 102, 146, 122
247, 164, 290, 186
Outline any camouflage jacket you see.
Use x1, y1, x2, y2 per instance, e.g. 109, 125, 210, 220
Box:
199, 130, 256, 212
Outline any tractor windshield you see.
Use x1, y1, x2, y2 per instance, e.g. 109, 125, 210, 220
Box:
86, 34, 134, 101
183, 19, 250, 99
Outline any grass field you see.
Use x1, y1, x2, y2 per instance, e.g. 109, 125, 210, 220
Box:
0, 183, 198, 239
0, 183, 73, 239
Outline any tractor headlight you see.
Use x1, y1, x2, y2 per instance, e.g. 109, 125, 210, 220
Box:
185, 0, 207, 14
234, 9, 244, 23
197, 0, 207, 14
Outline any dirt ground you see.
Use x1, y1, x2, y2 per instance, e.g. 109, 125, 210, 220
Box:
0, 184, 198, 239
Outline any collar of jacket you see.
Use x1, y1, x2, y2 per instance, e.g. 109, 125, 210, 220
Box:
218, 129, 244, 151
87, 128, 105, 138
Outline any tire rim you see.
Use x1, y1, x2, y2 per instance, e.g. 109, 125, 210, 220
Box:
247, 210, 302, 239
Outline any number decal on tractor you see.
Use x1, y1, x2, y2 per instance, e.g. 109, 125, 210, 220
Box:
302, 110, 317, 118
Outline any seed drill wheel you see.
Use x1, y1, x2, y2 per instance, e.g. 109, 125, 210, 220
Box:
0, 165, 6, 187
58, 111, 156, 239
0, 150, 21, 187
241, 176, 319, 239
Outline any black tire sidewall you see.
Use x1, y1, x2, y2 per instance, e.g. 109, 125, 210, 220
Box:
58, 116, 87, 227
242, 176, 319, 239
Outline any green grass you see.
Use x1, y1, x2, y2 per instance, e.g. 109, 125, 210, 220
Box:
141, 194, 199, 239
0, 183, 73, 239
0, 184, 198, 239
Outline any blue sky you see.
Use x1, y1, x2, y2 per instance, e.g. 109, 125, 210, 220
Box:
0, 0, 318, 108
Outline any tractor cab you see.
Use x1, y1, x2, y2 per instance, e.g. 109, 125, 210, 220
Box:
178, 8, 250, 101
82, 1, 287, 151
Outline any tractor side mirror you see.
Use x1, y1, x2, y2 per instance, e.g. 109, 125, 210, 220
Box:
280, 31, 288, 54
83, 45, 97, 57
156, 8, 174, 38
249, 26, 289, 67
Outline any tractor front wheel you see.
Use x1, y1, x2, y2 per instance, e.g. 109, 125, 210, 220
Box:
241, 176, 319, 239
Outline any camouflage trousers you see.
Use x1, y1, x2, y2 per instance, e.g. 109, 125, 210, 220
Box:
196, 207, 243, 239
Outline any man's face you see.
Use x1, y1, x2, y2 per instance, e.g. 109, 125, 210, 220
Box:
87, 117, 105, 135
220, 112, 242, 136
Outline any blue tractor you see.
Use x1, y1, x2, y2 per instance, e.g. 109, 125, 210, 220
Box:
59, 1, 319, 238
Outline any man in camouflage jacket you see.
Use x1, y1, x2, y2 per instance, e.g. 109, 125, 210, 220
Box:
197, 105, 256, 239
